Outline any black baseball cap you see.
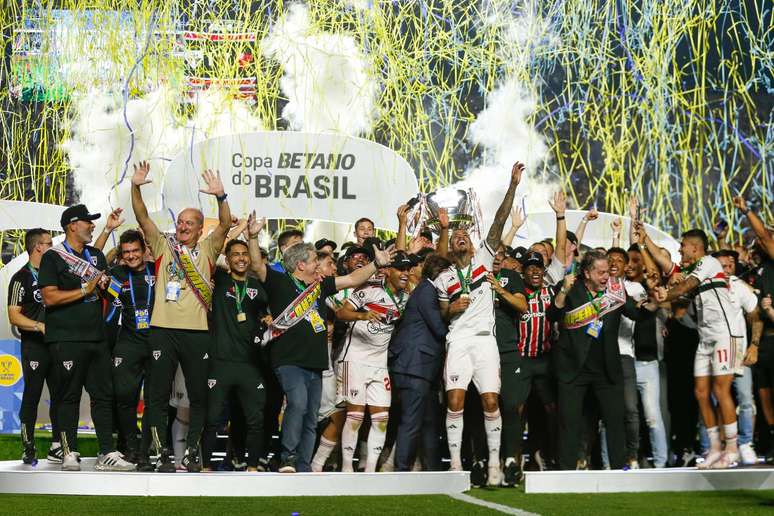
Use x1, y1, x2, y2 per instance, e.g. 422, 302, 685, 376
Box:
344, 245, 372, 260
390, 251, 414, 270
420, 229, 434, 243
522, 251, 545, 269
363, 236, 383, 251
566, 231, 579, 246
314, 238, 337, 252
60, 204, 101, 228
711, 249, 739, 262
509, 246, 528, 262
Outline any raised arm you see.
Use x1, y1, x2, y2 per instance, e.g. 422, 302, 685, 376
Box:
199, 169, 231, 252
548, 190, 568, 265
94, 208, 125, 251
396, 204, 409, 252
131, 161, 161, 243
611, 217, 623, 248
245, 211, 267, 282
636, 221, 674, 275
436, 208, 449, 258
734, 196, 774, 258
486, 162, 523, 250
500, 205, 525, 249
574, 207, 598, 252
335, 245, 396, 291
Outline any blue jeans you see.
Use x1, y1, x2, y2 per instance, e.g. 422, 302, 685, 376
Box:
697, 366, 755, 452
275, 365, 322, 472
635, 360, 668, 467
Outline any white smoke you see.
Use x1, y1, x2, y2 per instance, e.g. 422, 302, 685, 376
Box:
61, 86, 266, 224
262, 3, 378, 136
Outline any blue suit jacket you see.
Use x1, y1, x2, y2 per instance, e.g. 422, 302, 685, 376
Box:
389, 279, 448, 381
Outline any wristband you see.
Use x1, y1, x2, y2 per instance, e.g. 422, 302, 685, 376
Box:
556, 216, 565, 221
742, 208, 750, 216
216, 193, 228, 203
249, 234, 259, 240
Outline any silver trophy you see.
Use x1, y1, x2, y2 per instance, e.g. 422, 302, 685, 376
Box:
406, 187, 483, 239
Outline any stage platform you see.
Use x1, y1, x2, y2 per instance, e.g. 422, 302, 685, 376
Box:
524, 466, 774, 493
0, 458, 470, 497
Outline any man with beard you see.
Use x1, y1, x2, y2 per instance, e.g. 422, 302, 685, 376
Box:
39, 204, 134, 471
8, 229, 58, 465
201, 218, 269, 472
335, 252, 413, 472
107, 230, 156, 469
130, 161, 232, 472
435, 162, 523, 485
655, 230, 740, 468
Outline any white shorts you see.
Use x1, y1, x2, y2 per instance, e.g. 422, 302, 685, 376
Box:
694, 335, 741, 377
336, 361, 391, 408
169, 366, 190, 409
318, 362, 344, 421
444, 334, 501, 394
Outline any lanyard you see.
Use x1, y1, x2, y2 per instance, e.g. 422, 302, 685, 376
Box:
456, 263, 473, 294
585, 287, 604, 314
384, 284, 405, 316
525, 287, 541, 300
288, 273, 318, 308
27, 263, 38, 282
63, 241, 92, 264
233, 278, 247, 313
128, 264, 152, 309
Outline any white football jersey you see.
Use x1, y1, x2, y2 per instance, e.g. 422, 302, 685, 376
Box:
434, 242, 496, 339
688, 255, 734, 341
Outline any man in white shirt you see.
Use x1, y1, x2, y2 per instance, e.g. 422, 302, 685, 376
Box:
436, 162, 523, 486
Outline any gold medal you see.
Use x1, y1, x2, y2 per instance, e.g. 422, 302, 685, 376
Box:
237, 312, 247, 322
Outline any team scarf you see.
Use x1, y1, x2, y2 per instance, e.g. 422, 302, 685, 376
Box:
562, 277, 627, 330
49, 244, 102, 281
259, 279, 322, 346
164, 235, 212, 311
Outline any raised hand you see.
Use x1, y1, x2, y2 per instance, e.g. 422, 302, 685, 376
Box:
408, 237, 425, 254
511, 162, 525, 185
732, 196, 748, 213
132, 161, 152, 187
548, 190, 566, 215
562, 272, 576, 291
584, 207, 599, 222
373, 244, 397, 268
397, 204, 409, 224
105, 208, 125, 231
199, 169, 226, 197
611, 217, 622, 235
510, 205, 526, 229
246, 211, 266, 237
628, 195, 639, 220
438, 208, 450, 230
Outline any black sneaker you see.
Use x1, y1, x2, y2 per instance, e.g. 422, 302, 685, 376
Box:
47, 445, 64, 464
503, 459, 523, 487
765, 448, 774, 466
156, 448, 176, 473
470, 460, 487, 488
22, 444, 37, 466
677, 448, 696, 468
256, 458, 270, 472
279, 454, 297, 473
183, 446, 202, 473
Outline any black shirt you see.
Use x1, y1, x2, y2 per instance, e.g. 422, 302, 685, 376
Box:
38, 244, 107, 343
262, 267, 337, 371
7, 263, 45, 343
108, 262, 156, 335
494, 269, 526, 359
754, 258, 774, 332
211, 269, 268, 363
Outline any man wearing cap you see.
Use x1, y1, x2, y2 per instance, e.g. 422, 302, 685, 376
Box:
315, 238, 337, 256
38, 204, 134, 471
334, 251, 413, 472
498, 251, 559, 481
8, 228, 60, 465
130, 160, 232, 472
435, 162, 523, 486
712, 249, 762, 465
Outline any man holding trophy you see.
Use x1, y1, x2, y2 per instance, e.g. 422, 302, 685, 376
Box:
433, 163, 523, 486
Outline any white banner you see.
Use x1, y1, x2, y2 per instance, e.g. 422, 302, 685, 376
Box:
162, 132, 420, 231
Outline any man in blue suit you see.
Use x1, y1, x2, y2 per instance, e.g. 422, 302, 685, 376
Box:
389, 253, 452, 471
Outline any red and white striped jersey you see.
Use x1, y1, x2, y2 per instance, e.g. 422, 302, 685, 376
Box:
517, 285, 557, 358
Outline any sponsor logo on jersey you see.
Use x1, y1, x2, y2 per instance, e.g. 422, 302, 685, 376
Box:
29, 361, 39, 371
152, 350, 161, 360
63, 360, 73, 371
208, 379, 217, 389
114, 357, 123, 367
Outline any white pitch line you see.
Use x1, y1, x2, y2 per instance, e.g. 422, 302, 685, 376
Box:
449, 493, 541, 516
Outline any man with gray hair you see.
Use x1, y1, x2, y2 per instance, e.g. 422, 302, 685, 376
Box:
247, 213, 395, 473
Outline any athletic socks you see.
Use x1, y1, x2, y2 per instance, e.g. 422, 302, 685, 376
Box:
707, 426, 721, 451
311, 436, 337, 472
340, 412, 364, 473
723, 422, 739, 453
366, 412, 389, 472
484, 409, 503, 467
446, 409, 464, 469
171, 417, 188, 468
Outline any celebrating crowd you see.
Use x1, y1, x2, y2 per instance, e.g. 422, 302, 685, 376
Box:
7, 160, 774, 486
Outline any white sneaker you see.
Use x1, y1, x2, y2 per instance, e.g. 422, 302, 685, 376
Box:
487, 465, 503, 487
710, 451, 739, 469
697, 450, 722, 470
449, 460, 463, 472
95, 451, 136, 472
739, 444, 758, 466
626, 459, 640, 470
62, 451, 81, 471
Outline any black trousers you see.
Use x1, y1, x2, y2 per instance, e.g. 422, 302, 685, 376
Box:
621, 355, 639, 462
145, 327, 209, 452
111, 329, 150, 453
202, 359, 266, 468
558, 371, 625, 470
500, 355, 556, 461
19, 339, 60, 446
50, 340, 114, 455
392, 372, 442, 471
